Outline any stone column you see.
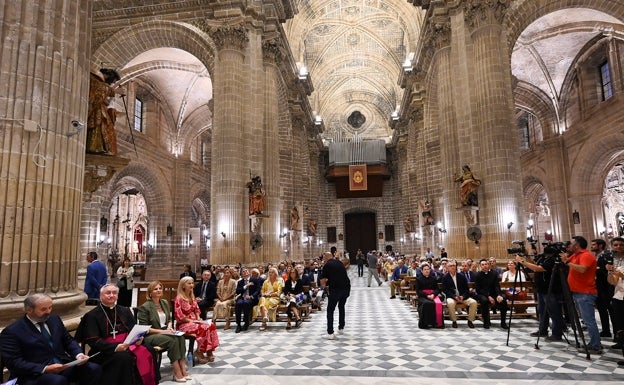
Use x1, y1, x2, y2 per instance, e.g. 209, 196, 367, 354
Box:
464, 2, 525, 256
0, 0, 91, 325
209, 25, 250, 264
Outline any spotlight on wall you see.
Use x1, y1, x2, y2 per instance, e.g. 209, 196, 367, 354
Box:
220, 231, 226, 238
507, 222, 514, 230
526, 219, 534, 230
279, 228, 289, 238
436, 222, 447, 233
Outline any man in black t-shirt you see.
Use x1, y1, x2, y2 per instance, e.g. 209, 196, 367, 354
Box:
517, 249, 565, 340
320, 251, 351, 339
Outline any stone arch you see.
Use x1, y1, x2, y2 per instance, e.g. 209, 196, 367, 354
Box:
504, 0, 624, 47
568, 131, 624, 197
513, 81, 556, 139
91, 20, 217, 76
108, 162, 173, 234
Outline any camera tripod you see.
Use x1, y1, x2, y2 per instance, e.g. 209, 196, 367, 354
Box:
505, 260, 529, 346
533, 258, 591, 359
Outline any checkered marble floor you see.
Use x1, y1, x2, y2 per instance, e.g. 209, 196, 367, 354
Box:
158, 266, 624, 384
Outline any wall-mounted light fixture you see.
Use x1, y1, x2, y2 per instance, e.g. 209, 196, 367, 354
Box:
436, 222, 447, 233
526, 219, 534, 230
220, 231, 226, 238
188, 235, 194, 246
506, 221, 514, 230
97, 234, 111, 247
166, 224, 173, 237
279, 228, 289, 239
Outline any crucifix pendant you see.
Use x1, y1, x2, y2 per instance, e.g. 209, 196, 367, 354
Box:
111, 328, 117, 338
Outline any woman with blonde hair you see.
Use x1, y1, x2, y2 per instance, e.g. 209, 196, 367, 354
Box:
256, 267, 283, 331
213, 268, 237, 330
174, 276, 220, 364
138, 281, 190, 382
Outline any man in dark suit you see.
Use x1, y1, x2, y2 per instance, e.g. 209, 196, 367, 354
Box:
441, 260, 478, 328
179, 263, 197, 281
0, 294, 102, 385
234, 268, 262, 332
194, 270, 217, 320
475, 258, 509, 329
84, 251, 107, 301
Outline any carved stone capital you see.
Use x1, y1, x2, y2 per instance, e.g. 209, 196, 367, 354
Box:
464, 0, 509, 31
207, 24, 249, 51
262, 38, 284, 64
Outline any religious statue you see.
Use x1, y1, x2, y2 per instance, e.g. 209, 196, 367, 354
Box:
290, 206, 300, 230
419, 199, 435, 226
86, 68, 121, 155
403, 217, 415, 233
307, 219, 318, 236
454, 164, 481, 207
246, 174, 266, 215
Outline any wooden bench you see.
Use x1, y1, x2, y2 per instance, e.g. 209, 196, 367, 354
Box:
409, 281, 539, 320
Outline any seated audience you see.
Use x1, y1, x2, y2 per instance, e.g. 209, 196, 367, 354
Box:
501, 259, 527, 283
79, 284, 156, 385
475, 258, 509, 329
174, 276, 220, 364
213, 268, 237, 329
0, 293, 102, 385
138, 281, 190, 383
389, 258, 408, 299
417, 264, 444, 329
256, 267, 284, 331
283, 268, 305, 329
194, 270, 217, 320
179, 264, 196, 281
441, 260, 478, 328
234, 268, 262, 332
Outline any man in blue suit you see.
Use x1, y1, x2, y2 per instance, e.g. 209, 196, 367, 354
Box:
0, 294, 102, 385
84, 251, 108, 301
234, 268, 262, 332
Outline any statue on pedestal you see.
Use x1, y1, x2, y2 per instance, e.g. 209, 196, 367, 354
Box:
86, 68, 121, 155
247, 175, 266, 215
454, 165, 481, 207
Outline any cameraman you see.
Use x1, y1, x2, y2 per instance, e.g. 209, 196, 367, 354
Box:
516, 246, 565, 341
591, 239, 614, 338
560, 236, 602, 354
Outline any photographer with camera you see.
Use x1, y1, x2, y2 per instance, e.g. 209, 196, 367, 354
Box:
591, 239, 615, 338
560, 236, 603, 354
516, 245, 565, 341
606, 237, 624, 350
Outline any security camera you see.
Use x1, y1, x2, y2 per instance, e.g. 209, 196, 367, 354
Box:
67, 120, 85, 137
71, 120, 84, 129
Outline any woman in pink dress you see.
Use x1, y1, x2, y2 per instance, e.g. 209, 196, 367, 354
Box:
174, 276, 220, 364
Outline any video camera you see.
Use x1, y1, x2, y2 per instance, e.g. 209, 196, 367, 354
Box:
507, 240, 526, 255
542, 241, 568, 255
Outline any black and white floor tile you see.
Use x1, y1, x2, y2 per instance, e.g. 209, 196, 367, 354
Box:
158, 266, 624, 384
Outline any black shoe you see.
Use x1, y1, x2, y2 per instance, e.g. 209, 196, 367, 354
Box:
389, 296, 396, 299
467, 321, 475, 329
501, 322, 509, 330
545, 335, 562, 342
530, 331, 548, 337
578, 347, 603, 355
242, 324, 249, 331
452, 321, 458, 328
600, 331, 612, 337
484, 322, 491, 329
235, 325, 242, 333
611, 343, 623, 349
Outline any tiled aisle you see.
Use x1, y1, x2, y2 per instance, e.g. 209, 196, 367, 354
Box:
158, 266, 624, 384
